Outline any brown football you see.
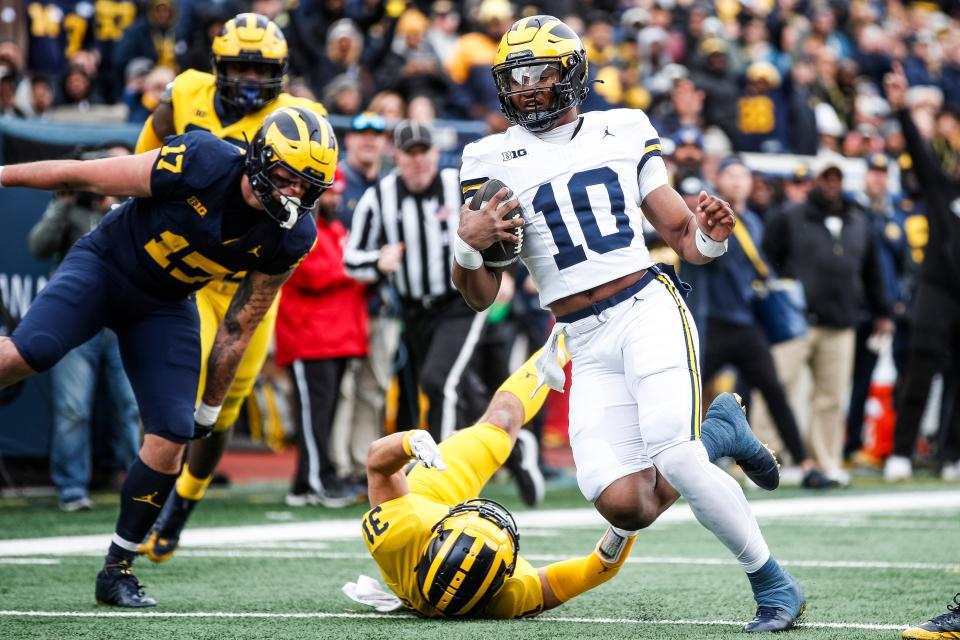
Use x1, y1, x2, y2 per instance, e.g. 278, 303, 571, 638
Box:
467, 178, 523, 269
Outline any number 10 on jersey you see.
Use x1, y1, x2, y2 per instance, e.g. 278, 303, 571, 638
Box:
533, 167, 634, 270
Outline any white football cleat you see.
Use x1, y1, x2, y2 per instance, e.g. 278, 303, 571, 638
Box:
884, 455, 913, 482
941, 460, 960, 482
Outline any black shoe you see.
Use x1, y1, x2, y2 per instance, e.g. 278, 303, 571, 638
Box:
95, 561, 156, 607
506, 430, 545, 507
902, 593, 960, 639
318, 483, 357, 508
801, 468, 840, 490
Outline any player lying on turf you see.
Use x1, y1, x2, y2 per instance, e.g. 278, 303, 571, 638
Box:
356, 344, 780, 618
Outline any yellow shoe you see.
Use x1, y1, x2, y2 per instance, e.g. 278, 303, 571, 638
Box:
137, 529, 178, 563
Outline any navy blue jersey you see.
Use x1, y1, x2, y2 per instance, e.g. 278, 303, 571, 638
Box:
77, 130, 317, 301
27, 0, 93, 76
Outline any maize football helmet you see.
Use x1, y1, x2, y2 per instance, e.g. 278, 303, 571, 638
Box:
416, 499, 519, 617
212, 13, 288, 114
492, 15, 589, 132
246, 106, 339, 229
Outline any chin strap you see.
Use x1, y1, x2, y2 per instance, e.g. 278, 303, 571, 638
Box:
278, 195, 302, 229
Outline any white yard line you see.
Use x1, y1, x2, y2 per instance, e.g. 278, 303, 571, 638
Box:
0, 610, 908, 630
12, 549, 959, 572
1, 489, 957, 556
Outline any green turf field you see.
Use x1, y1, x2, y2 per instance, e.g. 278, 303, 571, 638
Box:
1, 476, 957, 640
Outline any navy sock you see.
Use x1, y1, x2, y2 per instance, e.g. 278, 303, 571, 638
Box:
104, 457, 178, 566
699, 417, 727, 463
746, 556, 789, 603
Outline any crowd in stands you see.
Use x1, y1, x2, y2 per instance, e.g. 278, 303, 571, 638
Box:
3, 0, 960, 501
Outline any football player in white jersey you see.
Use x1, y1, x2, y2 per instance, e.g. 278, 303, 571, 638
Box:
453, 16, 805, 633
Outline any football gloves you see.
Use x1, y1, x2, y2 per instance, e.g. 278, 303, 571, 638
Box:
403, 430, 447, 471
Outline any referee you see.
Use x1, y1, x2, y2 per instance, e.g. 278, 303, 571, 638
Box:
344, 120, 487, 442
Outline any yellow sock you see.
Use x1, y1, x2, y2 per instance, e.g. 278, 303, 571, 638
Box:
545, 532, 636, 603
496, 337, 569, 424
175, 464, 213, 502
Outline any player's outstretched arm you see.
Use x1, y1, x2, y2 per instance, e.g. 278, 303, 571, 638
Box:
539, 526, 638, 610
196, 270, 290, 436
0, 150, 159, 198
367, 430, 445, 507
641, 184, 734, 265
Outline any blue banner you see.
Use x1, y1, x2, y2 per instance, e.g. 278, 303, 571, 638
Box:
0, 187, 54, 457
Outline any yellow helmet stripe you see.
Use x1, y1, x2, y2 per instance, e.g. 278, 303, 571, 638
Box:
421, 529, 462, 611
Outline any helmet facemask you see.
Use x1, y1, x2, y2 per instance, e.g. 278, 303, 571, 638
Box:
214, 59, 286, 115
494, 54, 586, 132
247, 150, 326, 229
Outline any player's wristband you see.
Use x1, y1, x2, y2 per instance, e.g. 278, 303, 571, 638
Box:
454, 234, 483, 270
194, 402, 222, 427
695, 227, 727, 258
0, 165, 6, 188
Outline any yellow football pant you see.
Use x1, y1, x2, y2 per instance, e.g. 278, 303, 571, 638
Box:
195, 280, 279, 432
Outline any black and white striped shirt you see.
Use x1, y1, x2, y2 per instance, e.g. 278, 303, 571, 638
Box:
344, 168, 463, 303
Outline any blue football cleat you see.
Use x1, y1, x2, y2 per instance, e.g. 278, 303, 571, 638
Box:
744, 572, 806, 632
706, 393, 780, 491
95, 561, 156, 608
138, 492, 195, 563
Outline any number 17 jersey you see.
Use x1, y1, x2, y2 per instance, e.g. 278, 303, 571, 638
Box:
460, 108, 669, 307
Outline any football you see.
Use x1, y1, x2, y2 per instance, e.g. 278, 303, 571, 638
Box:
467, 178, 524, 270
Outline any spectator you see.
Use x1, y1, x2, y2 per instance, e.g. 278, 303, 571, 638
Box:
701, 158, 835, 489
275, 170, 368, 507
734, 61, 790, 153
690, 37, 739, 143
782, 163, 815, 207
50, 63, 126, 122
0, 69, 24, 117
752, 158, 895, 485
651, 75, 705, 139
25, 1, 93, 78
28, 74, 54, 119
176, 4, 231, 73
376, 9, 446, 106
27, 145, 141, 511
113, 0, 177, 99
88, 0, 139, 103
324, 73, 363, 116
425, 1, 459, 62
882, 64, 960, 482
445, 0, 514, 131
846, 153, 911, 462
330, 111, 400, 490
670, 127, 707, 184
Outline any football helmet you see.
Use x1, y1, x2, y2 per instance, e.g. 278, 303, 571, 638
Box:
211, 13, 288, 114
416, 498, 519, 617
246, 106, 339, 229
492, 15, 589, 132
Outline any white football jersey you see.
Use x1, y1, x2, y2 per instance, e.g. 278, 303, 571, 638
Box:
460, 108, 669, 307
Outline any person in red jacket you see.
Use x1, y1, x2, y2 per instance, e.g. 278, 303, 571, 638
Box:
275, 169, 369, 507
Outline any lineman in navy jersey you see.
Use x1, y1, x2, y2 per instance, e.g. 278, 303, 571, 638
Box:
454, 16, 805, 632
0, 106, 338, 607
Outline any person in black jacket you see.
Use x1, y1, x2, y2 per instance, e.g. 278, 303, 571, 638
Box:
882, 63, 960, 482
750, 158, 894, 485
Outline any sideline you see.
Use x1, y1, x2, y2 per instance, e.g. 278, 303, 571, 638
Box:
1, 489, 957, 556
